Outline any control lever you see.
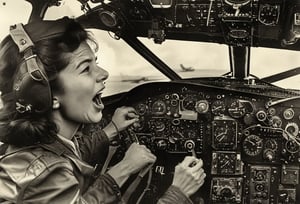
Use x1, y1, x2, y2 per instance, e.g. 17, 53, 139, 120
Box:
184, 140, 197, 166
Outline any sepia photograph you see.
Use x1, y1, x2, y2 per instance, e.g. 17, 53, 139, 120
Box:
0, 0, 300, 203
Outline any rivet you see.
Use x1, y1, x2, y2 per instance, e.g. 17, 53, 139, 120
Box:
20, 39, 27, 45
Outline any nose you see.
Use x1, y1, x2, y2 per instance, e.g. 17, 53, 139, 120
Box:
96, 66, 109, 83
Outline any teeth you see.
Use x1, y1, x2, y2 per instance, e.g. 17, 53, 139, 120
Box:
93, 93, 102, 106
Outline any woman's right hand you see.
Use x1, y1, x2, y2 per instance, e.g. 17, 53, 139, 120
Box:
108, 143, 156, 187
120, 143, 156, 174
172, 156, 206, 197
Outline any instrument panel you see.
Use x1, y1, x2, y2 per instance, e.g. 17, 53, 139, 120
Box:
91, 81, 300, 204
78, 0, 300, 49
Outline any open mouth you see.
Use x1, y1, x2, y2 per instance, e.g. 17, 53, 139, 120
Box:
92, 92, 103, 108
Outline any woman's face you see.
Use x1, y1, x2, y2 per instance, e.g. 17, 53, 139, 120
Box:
53, 41, 108, 124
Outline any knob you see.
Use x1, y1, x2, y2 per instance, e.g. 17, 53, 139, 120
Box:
264, 150, 275, 161
184, 140, 195, 151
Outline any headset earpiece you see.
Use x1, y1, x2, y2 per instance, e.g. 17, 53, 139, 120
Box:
10, 23, 52, 113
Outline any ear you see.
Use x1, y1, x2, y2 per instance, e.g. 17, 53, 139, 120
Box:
52, 97, 60, 109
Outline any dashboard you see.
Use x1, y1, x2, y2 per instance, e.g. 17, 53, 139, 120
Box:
83, 80, 300, 204
78, 0, 300, 50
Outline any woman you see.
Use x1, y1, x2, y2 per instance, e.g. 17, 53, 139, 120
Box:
0, 17, 206, 203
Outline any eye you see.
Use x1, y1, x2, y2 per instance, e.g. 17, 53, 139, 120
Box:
80, 66, 90, 74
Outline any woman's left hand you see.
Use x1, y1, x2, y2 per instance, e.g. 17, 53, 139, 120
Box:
103, 106, 139, 140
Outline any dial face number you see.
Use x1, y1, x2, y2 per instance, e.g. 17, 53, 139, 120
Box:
211, 100, 226, 116
243, 135, 263, 156
152, 100, 167, 116
212, 119, 238, 149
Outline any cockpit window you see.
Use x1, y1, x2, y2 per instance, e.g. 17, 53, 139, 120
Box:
139, 38, 230, 78
0, 0, 32, 41
88, 29, 169, 96
251, 47, 300, 89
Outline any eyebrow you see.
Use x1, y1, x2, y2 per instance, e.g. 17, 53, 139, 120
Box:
76, 57, 93, 70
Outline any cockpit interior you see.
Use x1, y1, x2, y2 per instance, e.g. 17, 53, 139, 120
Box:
5, 0, 300, 203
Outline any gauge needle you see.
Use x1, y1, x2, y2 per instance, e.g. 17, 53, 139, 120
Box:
216, 133, 226, 142
221, 160, 230, 168
216, 129, 228, 141
213, 106, 221, 110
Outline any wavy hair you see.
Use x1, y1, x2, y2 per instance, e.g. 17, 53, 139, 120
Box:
0, 19, 94, 146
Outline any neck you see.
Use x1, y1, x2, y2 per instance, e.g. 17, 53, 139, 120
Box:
51, 111, 80, 140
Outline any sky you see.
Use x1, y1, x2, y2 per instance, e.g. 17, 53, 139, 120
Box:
1, 0, 300, 92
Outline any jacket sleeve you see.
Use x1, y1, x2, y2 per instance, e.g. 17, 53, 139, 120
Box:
82, 173, 123, 204
22, 162, 122, 204
157, 186, 193, 204
75, 130, 110, 166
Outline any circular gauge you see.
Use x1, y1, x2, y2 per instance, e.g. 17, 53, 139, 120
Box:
283, 108, 295, 120
195, 100, 209, 113
228, 100, 246, 118
256, 110, 267, 122
243, 135, 263, 156
152, 100, 167, 116
182, 95, 197, 110
285, 140, 300, 153
211, 100, 226, 116
285, 122, 299, 137
269, 115, 282, 128
136, 103, 147, 115
265, 139, 278, 151
258, 4, 280, 26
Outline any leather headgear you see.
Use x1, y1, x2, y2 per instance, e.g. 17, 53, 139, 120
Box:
9, 17, 73, 113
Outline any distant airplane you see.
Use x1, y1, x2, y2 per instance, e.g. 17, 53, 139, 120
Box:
121, 76, 149, 83
180, 64, 195, 72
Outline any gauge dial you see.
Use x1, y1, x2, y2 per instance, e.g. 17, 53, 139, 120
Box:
283, 108, 294, 120
136, 103, 147, 115
258, 4, 280, 26
182, 95, 197, 111
212, 152, 239, 175
265, 139, 278, 151
211, 100, 226, 116
243, 135, 263, 156
195, 100, 209, 113
228, 99, 246, 118
212, 119, 238, 149
285, 122, 299, 137
269, 115, 282, 128
285, 140, 300, 153
152, 100, 167, 116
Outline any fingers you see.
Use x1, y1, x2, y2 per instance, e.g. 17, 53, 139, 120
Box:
128, 143, 157, 163
119, 106, 139, 118
179, 156, 206, 183
181, 156, 201, 167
